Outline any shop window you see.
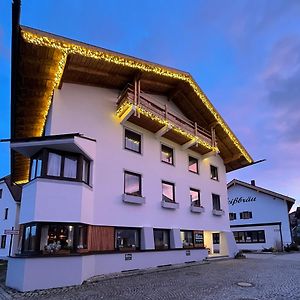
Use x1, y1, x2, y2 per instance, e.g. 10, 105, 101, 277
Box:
210, 165, 218, 181
233, 230, 265, 243
229, 213, 236, 220
181, 230, 194, 248
77, 225, 88, 250
154, 229, 170, 250
161, 144, 174, 165
124, 129, 141, 153
190, 188, 201, 207
240, 211, 253, 219
162, 181, 175, 203
115, 228, 140, 251
188, 156, 198, 174
23, 224, 38, 252
212, 194, 221, 210
124, 171, 142, 196
0, 235, 6, 249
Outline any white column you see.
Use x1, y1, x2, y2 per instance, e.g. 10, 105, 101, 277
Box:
140, 227, 154, 250
170, 228, 182, 249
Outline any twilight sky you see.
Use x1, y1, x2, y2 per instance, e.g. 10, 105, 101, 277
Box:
0, 1, 300, 209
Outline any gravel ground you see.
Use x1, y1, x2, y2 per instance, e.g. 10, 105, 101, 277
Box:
1, 253, 300, 300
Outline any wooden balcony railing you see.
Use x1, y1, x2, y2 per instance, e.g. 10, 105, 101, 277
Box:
116, 84, 217, 150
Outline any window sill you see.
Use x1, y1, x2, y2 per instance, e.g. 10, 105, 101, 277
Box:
161, 200, 179, 209
190, 205, 205, 213
122, 194, 145, 204
212, 209, 225, 216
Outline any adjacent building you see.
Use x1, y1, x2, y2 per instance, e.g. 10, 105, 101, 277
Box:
228, 179, 295, 251
0, 176, 21, 259
5, 3, 255, 292
289, 207, 300, 244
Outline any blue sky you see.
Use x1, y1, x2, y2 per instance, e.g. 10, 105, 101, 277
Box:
1, 1, 300, 208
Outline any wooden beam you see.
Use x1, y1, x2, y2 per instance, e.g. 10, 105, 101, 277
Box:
202, 151, 217, 160
118, 105, 135, 125
155, 124, 171, 138
223, 153, 242, 164
181, 139, 197, 150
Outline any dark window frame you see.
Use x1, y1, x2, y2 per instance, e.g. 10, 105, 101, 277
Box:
114, 227, 141, 251
4, 208, 8, 220
188, 156, 199, 174
28, 148, 91, 185
240, 211, 253, 219
233, 230, 265, 244
0, 189, 3, 199
153, 229, 170, 250
229, 213, 236, 220
124, 171, 142, 197
0, 235, 6, 249
162, 181, 176, 203
190, 188, 201, 207
161, 144, 174, 166
124, 128, 142, 154
212, 193, 221, 210
210, 165, 219, 181
180, 230, 195, 248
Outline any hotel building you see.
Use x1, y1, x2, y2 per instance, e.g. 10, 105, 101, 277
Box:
5, 3, 255, 291
228, 179, 295, 251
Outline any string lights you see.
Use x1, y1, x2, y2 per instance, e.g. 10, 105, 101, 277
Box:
21, 29, 252, 163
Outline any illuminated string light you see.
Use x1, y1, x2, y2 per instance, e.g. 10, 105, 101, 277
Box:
21, 30, 252, 163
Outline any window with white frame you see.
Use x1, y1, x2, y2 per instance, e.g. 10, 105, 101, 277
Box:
210, 165, 218, 181
124, 129, 141, 154
124, 171, 142, 197
161, 144, 174, 165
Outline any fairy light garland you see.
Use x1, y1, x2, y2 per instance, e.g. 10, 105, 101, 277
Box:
21, 30, 252, 163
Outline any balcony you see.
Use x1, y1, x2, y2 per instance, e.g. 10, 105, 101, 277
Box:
116, 85, 218, 155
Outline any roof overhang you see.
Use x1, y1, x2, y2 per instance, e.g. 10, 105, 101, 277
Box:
11, 24, 254, 183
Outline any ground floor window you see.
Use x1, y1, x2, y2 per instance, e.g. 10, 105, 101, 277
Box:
22, 223, 88, 254
233, 230, 265, 243
115, 228, 140, 251
154, 229, 170, 250
181, 230, 194, 248
1, 235, 6, 249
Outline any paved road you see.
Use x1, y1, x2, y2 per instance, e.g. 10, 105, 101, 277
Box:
3, 253, 300, 299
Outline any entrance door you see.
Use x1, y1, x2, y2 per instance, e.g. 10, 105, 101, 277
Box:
212, 233, 220, 254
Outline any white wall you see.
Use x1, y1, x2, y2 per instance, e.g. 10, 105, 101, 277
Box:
0, 182, 19, 258
6, 249, 208, 291
228, 184, 292, 245
42, 83, 230, 231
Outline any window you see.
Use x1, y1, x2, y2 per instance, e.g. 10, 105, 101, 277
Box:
124, 171, 142, 196
229, 213, 236, 220
77, 225, 88, 250
190, 188, 200, 207
181, 230, 194, 248
125, 129, 141, 153
0, 189, 3, 199
233, 230, 265, 244
1, 235, 6, 249
154, 229, 170, 250
188, 156, 198, 174
23, 224, 38, 252
161, 144, 174, 165
47, 152, 62, 177
115, 228, 140, 251
4, 208, 8, 220
162, 181, 175, 203
212, 194, 221, 210
30, 153, 43, 180
63, 156, 77, 179
82, 158, 90, 184
240, 211, 253, 219
212, 233, 220, 244
210, 165, 218, 181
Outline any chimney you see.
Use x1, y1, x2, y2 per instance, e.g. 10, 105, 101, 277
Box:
251, 180, 256, 186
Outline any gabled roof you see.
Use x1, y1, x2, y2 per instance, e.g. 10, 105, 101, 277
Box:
227, 179, 296, 205
11, 21, 255, 183
0, 175, 22, 202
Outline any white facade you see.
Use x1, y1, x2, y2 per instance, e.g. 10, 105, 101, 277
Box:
0, 178, 20, 259
228, 180, 294, 251
7, 83, 240, 291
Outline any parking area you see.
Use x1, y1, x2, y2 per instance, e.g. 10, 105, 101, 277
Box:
1, 253, 300, 299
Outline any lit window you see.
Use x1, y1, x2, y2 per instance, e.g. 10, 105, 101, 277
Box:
210, 165, 218, 181
190, 188, 200, 207
180, 230, 194, 248
115, 228, 140, 251
161, 144, 174, 165
229, 213, 236, 220
0, 235, 6, 249
125, 129, 141, 153
240, 211, 253, 219
162, 181, 175, 203
212, 194, 221, 210
212, 233, 220, 244
188, 156, 198, 174
154, 229, 170, 250
124, 171, 142, 196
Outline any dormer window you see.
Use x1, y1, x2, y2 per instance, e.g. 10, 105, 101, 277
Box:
29, 149, 91, 184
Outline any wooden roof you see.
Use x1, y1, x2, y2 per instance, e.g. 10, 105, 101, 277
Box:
11, 25, 254, 183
